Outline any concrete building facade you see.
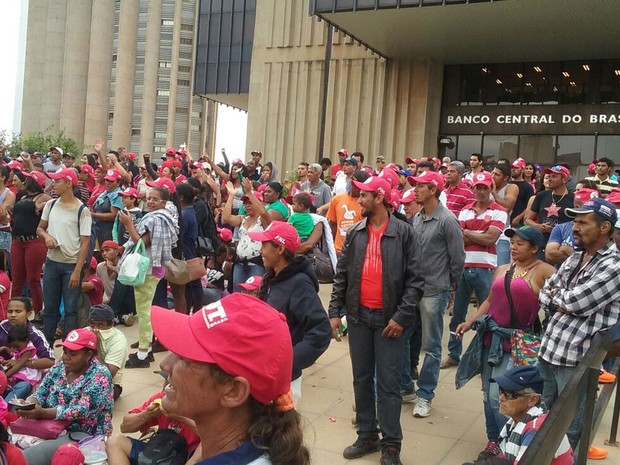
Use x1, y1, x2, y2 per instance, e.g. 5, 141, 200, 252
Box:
21, 0, 217, 157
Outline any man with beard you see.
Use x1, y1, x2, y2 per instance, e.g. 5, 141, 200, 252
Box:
509, 158, 534, 227
329, 176, 423, 465
464, 153, 484, 182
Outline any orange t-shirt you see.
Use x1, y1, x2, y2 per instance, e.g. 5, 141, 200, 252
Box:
326, 193, 362, 253
359, 222, 387, 309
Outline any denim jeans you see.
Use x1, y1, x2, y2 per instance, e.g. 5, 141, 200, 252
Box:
232, 263, 264, 292
537, 359, 585, 449
448, 268, 494, 362
42, 258, 83, 347
481, 346, 512, 441
416, 291, 451, 401
4, 380, 33, 401
349, 306, 405, 451
496, 239, 511, 266
108, 279, 136, 319
400, 325, 415, 393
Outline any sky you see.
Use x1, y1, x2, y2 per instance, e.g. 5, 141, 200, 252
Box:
0, 0, 247, 160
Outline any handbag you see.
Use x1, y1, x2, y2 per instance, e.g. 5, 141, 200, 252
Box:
118, 239, 150, 287
10, 418, 72, 439
504, 265, 542, 366
308, 246, 334, 284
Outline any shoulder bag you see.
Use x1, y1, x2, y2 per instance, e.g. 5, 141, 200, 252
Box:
118, 239, 150, 287
165, 257, 206, 285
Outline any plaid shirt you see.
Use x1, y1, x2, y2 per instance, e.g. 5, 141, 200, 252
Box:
539, 241, 620, 366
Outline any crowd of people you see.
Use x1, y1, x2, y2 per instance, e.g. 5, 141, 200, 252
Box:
0, 141, 617, 465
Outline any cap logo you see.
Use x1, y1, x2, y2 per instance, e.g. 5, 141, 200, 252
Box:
377, 187, 386, 196
273, 234, 286, 245
66, 330, 79, 342
247, 277, 255, 284
600, 205, 613, 216
363, 177, 373, 184
476, 173, 486, 181
201, 301, 228, 329
107, 170, 114, 176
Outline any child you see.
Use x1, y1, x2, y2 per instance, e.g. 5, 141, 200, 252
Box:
82, 257, 104, 307
288, 192, 315, 241
114, 187, 144, 246
0, 324, 43, 401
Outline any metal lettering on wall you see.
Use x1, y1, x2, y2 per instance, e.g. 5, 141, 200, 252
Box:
440, 105, 620, 135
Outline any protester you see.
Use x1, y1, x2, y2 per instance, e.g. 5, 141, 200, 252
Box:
300, 163, 333, 211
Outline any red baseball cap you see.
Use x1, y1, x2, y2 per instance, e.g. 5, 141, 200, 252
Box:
408, 170, 445, 191
378, 168, 399, 189
544, 165, 570, 179
89, 257, 98, 270
165, 147, 177, 156
48, 168, 78, 187
605, 188, 620, 204
162, 160, 182, 170
511, 158, 526, 169
353, 176, 392, 202
119, 187, 140, 198
470, 171, 493, 188
241, 191, 264, 203
147, 177, 176, 194
52, 443, 85, 465
217, 227, 233, 243
574, 188, 599, 204
248, 222, 301, 253
389, 190, 401, 210
23, 170, 46, 187
125, 152, 136, 161
101, 240, 120, 250
432, 157, 442, 166
151, 294, 293, 404
55, 328, 97, 351
405, 156, 419, 165
239, 275, 262, 291
8, 160, 23, 171
104, 168, 122, 182
0, 371, 7, 395
400, 188, 416, 204
80, 164, 95, 177
337, 148, 348, 157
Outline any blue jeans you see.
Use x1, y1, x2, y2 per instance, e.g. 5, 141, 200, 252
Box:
496, 239, 511, 266
481, 346, 512, 441
349, 307, 405, 451
416, 291, 451, 401
448, 268, 494, 362
537, 359, 585, 449
4, 380, 33, 401
42, 258, 82, 346
232, 263, 264, 292
400, 325, 415, 393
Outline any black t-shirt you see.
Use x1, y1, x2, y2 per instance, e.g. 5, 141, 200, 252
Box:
531, 190, 574, 241
510, 180, 534, 223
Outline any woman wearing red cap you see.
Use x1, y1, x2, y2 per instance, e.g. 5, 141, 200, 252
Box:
91, 168, 124, 244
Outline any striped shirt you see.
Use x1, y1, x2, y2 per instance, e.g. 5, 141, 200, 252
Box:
458, 201, 507, 269
539, 241, 620, 366
446, 181, 475, 217
584, 175, 619, 197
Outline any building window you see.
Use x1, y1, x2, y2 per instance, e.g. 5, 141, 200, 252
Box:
156, 104, 168, 111
180, 38, 193, 45
179, 65, 191, 73
192, 111, 201, 118
181, 24, 194, 32
132, 129, 141, 136
158, 90, 170, 96
177, 79, 190, 86
154, 146, 164, 153
108, 112, 114, 120
179, 52, 193, 60
154, 132, 167, 139
162, 19, 174, 26
191, 124, 200, 132
176, 107, 188, 114
112, 54, 117, 62
159, 61, 172, 68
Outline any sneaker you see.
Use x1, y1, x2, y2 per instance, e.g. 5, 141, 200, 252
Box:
125, 356, 151, 369
588, 445, 608, 460
413, 397, 432, 418
380, 447, 403, 465
477, 441, 501, 461
401, 390, 417, 403
128, 351, 155, 363
343, 437, 380, 459
598, 369, 616, 384
440, 356, 459, 369
121, 314, 135, 327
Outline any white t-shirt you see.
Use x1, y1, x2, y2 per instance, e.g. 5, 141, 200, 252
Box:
41, 199, 92, 263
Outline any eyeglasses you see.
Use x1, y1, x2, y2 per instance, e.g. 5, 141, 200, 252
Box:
499, 388, 532, 400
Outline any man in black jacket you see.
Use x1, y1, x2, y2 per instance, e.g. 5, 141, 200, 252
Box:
329, 176, 424, 465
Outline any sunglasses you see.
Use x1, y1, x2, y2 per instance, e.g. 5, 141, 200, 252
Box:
499, 388, 532, 400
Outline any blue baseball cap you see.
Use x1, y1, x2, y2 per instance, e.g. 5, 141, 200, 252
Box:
491, 366, 544, 394
398, 169, 413, 177
565, 197, 618, 225
504, 225, 545, 249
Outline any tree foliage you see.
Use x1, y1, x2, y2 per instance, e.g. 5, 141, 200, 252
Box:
0, 128, 83, 158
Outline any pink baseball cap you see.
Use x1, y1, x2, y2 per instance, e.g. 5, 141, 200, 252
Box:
165, 147, 177, 156
337, 148, 348, 157
241, 191, 264, 203
89, 257, 98, 270
125, 152, 136, 161
239, 275, 263, 291
408, 170, 445, 191
248, 222, 301, 253
80, 164, 95, 177
103, 168, 122, 182
352, 176, 392, 201
52, 443, 85, 465
544, 165, 570, 179
400, 188, 416, 204
151, 294, 293, 404
23, 170, 46, 187
511, 158, 526, 169
147, 177, 176, 194
218, 227, 233, 243
48, 168, 78, 187
8, 160, 23, 171
405, 156, 419, 165
55, 328, 97, 351
574, 188, 599, 203
389, 190, 401, 210
119, 187, 140, 198
471, 171, 493, 188
378, 168, 399, 189
605, 188, 620, 204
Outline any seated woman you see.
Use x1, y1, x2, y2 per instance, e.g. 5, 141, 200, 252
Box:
17, 328, 114, 465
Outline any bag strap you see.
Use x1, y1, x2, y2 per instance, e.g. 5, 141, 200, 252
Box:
503, 264, 521, 330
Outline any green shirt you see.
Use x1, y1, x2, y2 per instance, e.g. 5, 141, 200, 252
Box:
266, 200, 290, 219
288, 212, 314, 239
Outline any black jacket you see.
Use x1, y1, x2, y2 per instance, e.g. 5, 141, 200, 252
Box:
328, 214, 423, 328
265, 256, 331, 380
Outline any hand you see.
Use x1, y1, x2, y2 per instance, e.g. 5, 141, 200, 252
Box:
143, 153, 150, 162
118, 209, 132, 226
330, 317, 343, 342
145, 401, 163, 418
3, 359, 17, 369
241, 177, 253, 193
16, 403, 44, 419
44, 235, 59, 249
68, 270, 81, 289
107, 153, 118, 165
225, 181, 236, 196
541, 223, 552, 233
21, 153, 30, 160
381, 319, 403, 338
455, 322, 471, 339
203, 154, 212, 165
93, 139, 104, 153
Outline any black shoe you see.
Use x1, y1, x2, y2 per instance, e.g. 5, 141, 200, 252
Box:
380, 447, 403, 465
151, 340, 168, 353
125, 356, 151, 369
130, 341, 139, 349
128, 351, 155, 363
343, 437, 380, 459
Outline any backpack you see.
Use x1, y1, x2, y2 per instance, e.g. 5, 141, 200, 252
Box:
137, 429, 188, 465
49, 199, 96, 264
